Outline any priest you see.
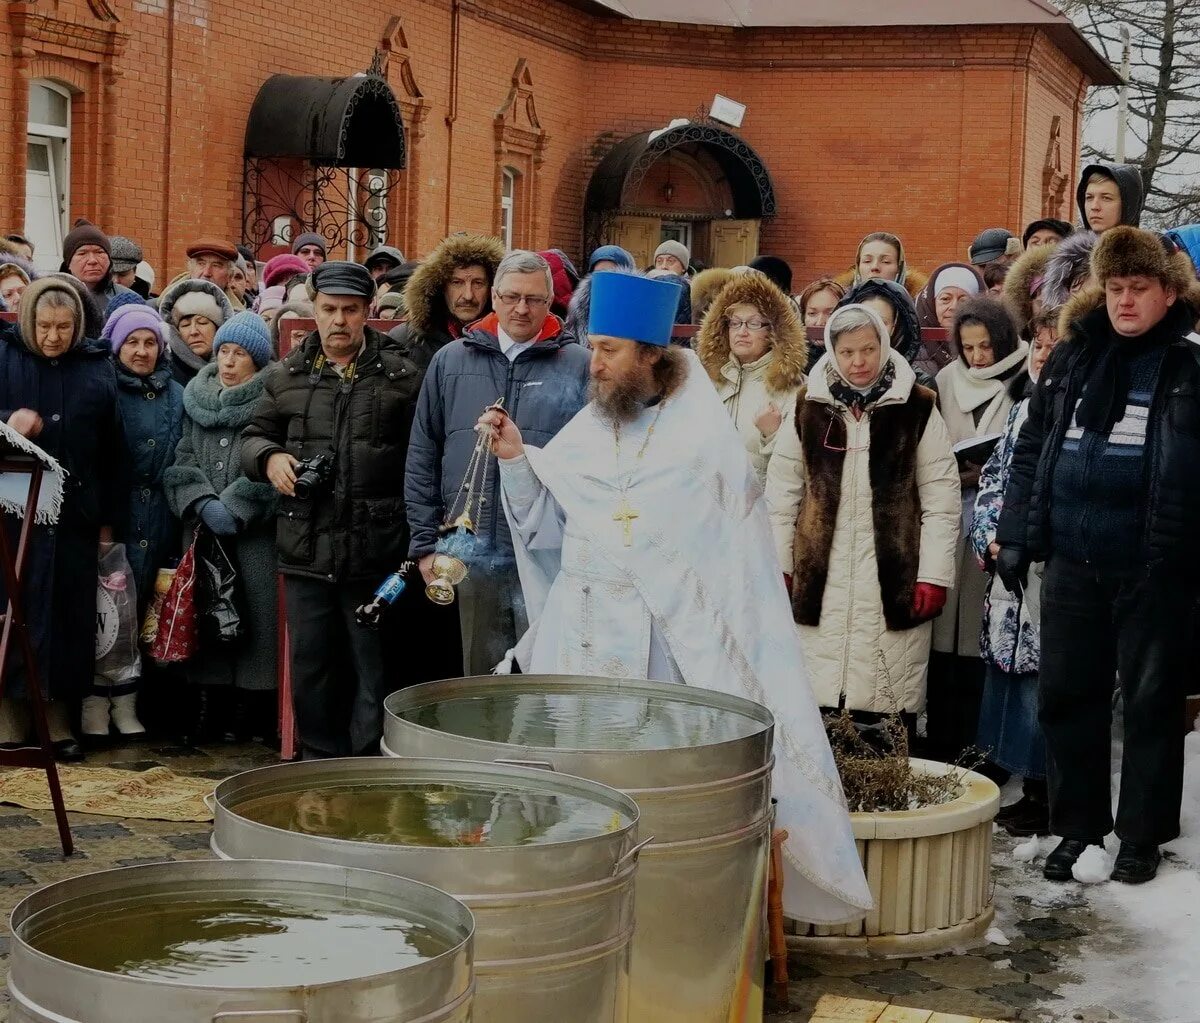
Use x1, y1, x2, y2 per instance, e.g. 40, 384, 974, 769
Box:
479, 270, 872, 924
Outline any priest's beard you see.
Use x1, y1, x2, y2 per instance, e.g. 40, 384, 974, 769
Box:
590, 346, 685, 426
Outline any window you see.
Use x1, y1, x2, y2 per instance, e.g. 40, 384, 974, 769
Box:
26, 81, 71, 272
660, 221, 693, 251
500, 168, 517, 252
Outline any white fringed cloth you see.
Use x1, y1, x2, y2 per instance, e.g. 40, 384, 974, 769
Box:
0, 420, 65, 525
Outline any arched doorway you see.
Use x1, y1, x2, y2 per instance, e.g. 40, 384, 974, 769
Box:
585, 122, 776, 270
242, 71, 407, 259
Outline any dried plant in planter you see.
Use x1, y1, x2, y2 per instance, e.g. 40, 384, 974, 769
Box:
824, 710, 980, 813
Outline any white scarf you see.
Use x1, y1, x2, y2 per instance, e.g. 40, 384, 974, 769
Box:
951, 341, 1029, 413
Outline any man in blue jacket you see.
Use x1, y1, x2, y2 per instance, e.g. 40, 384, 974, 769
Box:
405, 250, 589, 674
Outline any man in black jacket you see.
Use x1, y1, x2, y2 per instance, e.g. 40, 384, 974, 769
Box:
242, 261, 421, 758
996, 227, 1200, 884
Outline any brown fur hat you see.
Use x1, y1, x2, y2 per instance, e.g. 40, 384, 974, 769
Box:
403, 233, 505, 337
1091, 226, 1197, 294
1002, 242, 1055, 330
1058, 228, 1200, 336
689, 267, 735, 324
695, 271, 806, 393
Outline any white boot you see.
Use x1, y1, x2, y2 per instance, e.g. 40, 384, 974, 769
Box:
81, 695, 112, 738
110, 693, 146, 737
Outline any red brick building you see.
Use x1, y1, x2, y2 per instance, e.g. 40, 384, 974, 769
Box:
2, 0, 1116, 284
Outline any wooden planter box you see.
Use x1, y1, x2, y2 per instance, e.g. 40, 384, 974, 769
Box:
788, 758, 1000, 957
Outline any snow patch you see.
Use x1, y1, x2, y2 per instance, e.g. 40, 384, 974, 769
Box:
985, 925, 1011, 947
992, 958, 1012, 970
1012, 834, 1057, 862
1071, 844, 1114, 884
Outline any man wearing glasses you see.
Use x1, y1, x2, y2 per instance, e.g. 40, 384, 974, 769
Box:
405, 249, 590, 673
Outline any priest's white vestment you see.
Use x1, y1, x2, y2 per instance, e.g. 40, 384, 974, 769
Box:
497, 349, 872, 923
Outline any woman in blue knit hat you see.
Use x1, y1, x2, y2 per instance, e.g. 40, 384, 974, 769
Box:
164, 311, 278, 743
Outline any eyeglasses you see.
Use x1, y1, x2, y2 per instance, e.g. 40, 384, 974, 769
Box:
728, 318, 772, 332
496, 293, 549, 309
823, 415, 868, 452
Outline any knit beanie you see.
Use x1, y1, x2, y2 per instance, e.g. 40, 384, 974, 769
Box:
61, 219, 111, 266
654, 239, 690, 272
213, 311, 273, 368
291, 232, 327, 257
104, 304, 167, 354
587, 245, 635, 272
262, 253, 310, 288
254, 285, 286, 315
103, 289, 145, 322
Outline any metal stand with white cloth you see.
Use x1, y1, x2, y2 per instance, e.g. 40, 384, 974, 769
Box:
0, 426, 74, 856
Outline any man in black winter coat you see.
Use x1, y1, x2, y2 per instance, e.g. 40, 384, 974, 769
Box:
242, 261, 422, 758
996, 227, 1200, 885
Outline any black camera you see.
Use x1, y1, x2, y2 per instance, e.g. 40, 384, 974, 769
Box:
293, 453, 332, 500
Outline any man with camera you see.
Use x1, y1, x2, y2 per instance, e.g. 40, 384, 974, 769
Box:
242, 261, 422, 758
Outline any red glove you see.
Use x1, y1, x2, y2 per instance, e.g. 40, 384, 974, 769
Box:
912, 583, 947, 620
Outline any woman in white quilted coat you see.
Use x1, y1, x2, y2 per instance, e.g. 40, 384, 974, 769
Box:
766, 304, 960, 720
696, 271, 807, 485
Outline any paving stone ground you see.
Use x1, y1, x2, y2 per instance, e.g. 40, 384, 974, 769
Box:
0, 742, 1139, 1022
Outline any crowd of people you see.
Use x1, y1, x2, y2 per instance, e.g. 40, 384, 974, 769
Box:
0, 157, 1197, 890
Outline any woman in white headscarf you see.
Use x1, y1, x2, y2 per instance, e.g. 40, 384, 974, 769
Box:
766, 304, 960, 723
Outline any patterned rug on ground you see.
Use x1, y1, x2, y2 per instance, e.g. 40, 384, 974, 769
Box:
0, 765, 214, 822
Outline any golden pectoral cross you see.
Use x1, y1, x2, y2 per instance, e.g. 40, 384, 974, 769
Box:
613, 499, 639, 547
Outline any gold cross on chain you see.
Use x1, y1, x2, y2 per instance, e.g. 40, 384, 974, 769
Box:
613, 498, 639, 547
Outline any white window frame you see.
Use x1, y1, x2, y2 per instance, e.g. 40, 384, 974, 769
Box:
500, 168, 517, 252
27, 80, 72, 257
660, 221, 693, 253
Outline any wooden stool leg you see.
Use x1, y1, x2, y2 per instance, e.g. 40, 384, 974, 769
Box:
768, 828, 789, 1007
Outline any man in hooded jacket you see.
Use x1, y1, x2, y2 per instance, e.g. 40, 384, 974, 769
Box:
388, 234, 505, 369
1077, 162, 1144, 234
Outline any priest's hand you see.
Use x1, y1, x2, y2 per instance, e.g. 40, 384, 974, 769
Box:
477, 408, 524, 460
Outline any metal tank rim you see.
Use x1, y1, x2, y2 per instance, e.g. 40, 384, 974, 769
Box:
382, 674, 775, 755
9, 858, 476, 992
210, 755, 642, 857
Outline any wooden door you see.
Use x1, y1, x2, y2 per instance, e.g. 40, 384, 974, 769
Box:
711, 219, 760, 268
611, 216, 661, 270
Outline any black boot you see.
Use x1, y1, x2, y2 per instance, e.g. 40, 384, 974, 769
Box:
1000, 796, 1051, 837
1043, 837, 1104, 882
1110, 842, 1161, 884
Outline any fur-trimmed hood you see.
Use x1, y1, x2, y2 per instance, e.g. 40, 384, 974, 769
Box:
403, 233, 505, 337
1041, 231, 1097, 311
696, 272, 806, 393
689, 267, 736, 323
1002, 243, 1055, 330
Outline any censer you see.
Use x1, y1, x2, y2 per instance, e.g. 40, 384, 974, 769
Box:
426, 397, 505, 606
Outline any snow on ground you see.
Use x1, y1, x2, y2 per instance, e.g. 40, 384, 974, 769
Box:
995, 723, 1200, 1023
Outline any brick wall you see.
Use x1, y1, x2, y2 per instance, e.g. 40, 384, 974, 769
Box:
0, 1, 1092, 286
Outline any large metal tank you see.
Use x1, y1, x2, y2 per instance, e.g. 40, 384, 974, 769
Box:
8, 858, 475, 1023
211, 757, 641, 1023
382, 675, 776, 1023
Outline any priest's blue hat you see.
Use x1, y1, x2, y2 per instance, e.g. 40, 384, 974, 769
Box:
587, 271, 681, 347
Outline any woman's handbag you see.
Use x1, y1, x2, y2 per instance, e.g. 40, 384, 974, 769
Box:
148, 541, 197, 664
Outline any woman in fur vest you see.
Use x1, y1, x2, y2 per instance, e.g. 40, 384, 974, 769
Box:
697, 273, 807, 484
765, 304, 960, 723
